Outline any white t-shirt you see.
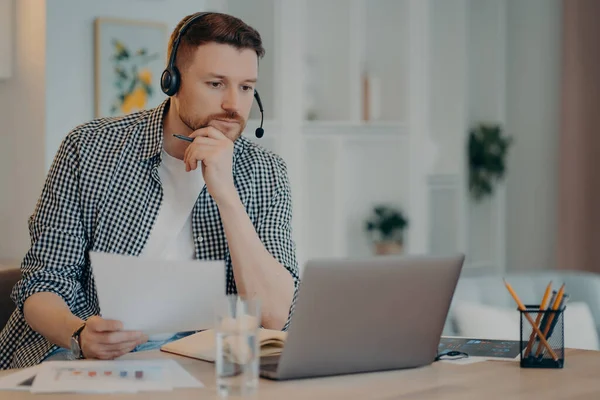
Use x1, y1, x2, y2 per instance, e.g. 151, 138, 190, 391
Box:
142, 149, 205, 260
140, 149, 205, 341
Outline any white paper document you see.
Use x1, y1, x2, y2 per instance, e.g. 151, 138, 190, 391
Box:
90, 251, 225, 334
2, 359, 204, 394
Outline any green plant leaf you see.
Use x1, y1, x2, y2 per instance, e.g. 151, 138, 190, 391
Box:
364, 204, 409, 241
468, 123, 513, 202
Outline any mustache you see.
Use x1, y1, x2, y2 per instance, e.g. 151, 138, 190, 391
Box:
186, 111, 246, 133
206, 111, 244, 124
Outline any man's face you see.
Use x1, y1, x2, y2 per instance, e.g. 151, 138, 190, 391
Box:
174, 42, 258, 141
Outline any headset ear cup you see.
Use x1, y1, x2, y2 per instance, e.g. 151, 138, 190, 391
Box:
161, 67, 180, 96
162, 13, 211, 97
170, 66, 180, 95
161, 69, 172, 95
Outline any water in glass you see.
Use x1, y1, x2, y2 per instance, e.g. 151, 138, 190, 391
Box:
215, 296, 260, 397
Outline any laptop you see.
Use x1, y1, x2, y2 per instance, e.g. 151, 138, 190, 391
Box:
260, 254, 465, 380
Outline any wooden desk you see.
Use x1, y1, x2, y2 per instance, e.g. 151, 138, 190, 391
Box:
1, 349, 599, 399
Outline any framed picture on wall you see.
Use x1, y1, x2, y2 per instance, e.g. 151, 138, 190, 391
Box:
94, 17, 168, 118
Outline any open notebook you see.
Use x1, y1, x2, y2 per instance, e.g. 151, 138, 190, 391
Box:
160, 329, 287, 362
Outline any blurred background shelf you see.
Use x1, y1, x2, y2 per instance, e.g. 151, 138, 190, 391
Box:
302, 121, 407, 137
215, 0, 467, 270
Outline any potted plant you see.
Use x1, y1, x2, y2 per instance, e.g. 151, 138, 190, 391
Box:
468, 123, 513, 201
365, 205, 409, 255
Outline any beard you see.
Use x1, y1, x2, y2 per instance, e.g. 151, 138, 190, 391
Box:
180, 110, 246, 140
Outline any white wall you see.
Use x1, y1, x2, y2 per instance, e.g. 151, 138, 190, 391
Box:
305, 0, 353, 121
427, 0, 562, 274
224, 0, 276, 121
45, 0, 208, 170
0, 0, 14, 79
505, 0, 562, 271
0, 0, 47, 262
365, 0, 409, 123
430, 0, 468, 176
426, 0, 469, 263
465, 0, 507, 273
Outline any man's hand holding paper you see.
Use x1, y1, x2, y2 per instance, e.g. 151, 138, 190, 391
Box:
80, 317, 149, 360
90, 252, 226, 336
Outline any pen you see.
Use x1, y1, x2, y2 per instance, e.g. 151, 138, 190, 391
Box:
536, 293, 569, 361
503, 279, 559, 361
546, 294, 569, 342
173, 134, 194, 143
539, 291, 557, 331
548, 294, 569, 337
534, 290, 557, 353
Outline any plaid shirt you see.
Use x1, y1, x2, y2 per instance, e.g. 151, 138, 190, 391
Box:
0, 100, 300, 369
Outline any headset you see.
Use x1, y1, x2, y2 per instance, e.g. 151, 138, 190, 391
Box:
161, 12, 265, 138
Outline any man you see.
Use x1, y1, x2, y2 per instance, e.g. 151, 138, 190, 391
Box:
0, 12, 299, 369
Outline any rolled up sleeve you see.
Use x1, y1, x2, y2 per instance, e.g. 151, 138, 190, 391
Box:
11, 132, 87, 313
256, 157, 300, 331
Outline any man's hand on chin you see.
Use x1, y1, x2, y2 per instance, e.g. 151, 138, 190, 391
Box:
183, 126, 238, 204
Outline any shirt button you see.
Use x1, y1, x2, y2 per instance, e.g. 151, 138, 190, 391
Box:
196, 236, 204, 243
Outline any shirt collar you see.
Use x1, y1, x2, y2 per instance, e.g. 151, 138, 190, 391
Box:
138, 98, 168, 162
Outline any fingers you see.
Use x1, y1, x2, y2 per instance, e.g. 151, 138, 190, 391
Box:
87, 339, 140, 360
184, 146, 198, 172
97, 330, 145, 345
182, 128, 234, 173
87, 316, 123, 332
95, 345, 138, 361
189, 126, 226, 140
87, 317, 144, 344
106, 339, 144, 359
83, 336, 147, 360
184, 145, 211, 172
191, 137, 216, 147
103, 336, 147, 352
81, 317, 148, 360
184, 138, 216, 172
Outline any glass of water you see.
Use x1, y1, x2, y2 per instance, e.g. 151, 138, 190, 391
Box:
215, 295, 261, 397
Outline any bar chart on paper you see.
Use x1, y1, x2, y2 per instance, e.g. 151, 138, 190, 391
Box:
25, 360, 204, 394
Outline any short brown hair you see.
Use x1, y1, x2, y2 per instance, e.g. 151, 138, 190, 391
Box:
167, 12, 265, 72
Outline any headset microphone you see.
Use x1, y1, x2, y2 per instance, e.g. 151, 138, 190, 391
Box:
254, 89, 264, 138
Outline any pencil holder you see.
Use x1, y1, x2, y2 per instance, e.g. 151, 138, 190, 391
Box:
519, 305, 564, 368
